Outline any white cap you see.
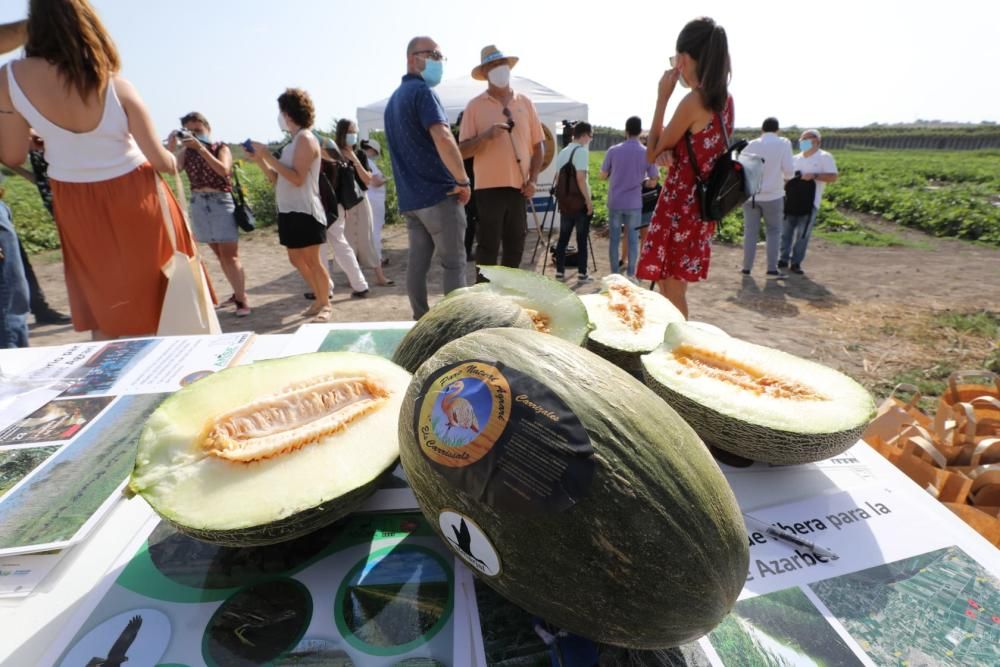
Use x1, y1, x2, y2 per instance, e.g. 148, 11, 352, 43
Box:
365, 138, 381, 155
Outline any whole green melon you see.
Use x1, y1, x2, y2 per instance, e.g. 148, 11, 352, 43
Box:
130, 353, 411, 546
393, 292, 535, 373
398, 328, 747, 648
642, 322, 876, 464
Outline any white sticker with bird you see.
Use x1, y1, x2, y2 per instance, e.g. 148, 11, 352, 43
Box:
439, 510, 501, 577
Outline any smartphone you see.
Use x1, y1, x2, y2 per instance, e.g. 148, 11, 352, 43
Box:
242, 139, 255, 155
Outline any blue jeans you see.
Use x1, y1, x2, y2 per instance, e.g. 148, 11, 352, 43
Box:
0, 203, 29, 348
781, 206, 818, 266
555, 211, 589, 274
608, 208, 641, 276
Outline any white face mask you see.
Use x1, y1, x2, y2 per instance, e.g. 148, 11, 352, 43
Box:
278, 113, 289, 133
487, 64, 511, 88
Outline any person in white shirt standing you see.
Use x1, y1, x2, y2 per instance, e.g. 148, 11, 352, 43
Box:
780, 128, 838, 274
740, 117, 794, 277
362, 138, 388, 266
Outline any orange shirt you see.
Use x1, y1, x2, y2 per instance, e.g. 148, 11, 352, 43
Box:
459, 89, 544, 190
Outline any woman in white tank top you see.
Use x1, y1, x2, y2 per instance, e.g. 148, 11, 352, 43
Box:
245, 88, 333, 322
0, 0, 199, 340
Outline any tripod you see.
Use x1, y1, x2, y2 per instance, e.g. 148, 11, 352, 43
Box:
530, 188, 597, 276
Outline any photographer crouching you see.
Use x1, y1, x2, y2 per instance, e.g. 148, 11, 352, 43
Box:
167, 112, 251, 316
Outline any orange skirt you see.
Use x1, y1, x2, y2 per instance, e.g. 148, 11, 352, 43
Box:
50, 163, 196, 337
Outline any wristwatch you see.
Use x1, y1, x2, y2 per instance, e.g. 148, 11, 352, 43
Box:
457, 180, 471, 187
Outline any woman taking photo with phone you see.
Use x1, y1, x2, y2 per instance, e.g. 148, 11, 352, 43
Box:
167, 112, 250, 317
246, 88, 333, 322
636, 16, 733, 319
0, 0, 198, 340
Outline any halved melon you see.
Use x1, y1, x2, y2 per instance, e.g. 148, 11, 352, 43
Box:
447, 265, 590, 344
393, 292, 534, 373
642, 322, 875, 464
581, 275, 684, 372
129, 353, 411, 546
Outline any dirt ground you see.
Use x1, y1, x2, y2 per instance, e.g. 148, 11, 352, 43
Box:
24, 217, 1000, 394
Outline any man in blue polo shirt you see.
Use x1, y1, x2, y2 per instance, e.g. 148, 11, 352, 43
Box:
384, 36, 471, 319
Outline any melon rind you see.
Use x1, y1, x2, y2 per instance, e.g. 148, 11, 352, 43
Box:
393, 292, 534, 373
447, 265, 590, 345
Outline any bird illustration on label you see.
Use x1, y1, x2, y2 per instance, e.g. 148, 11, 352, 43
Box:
441, 381, 480, 434
450, 517, 488, 570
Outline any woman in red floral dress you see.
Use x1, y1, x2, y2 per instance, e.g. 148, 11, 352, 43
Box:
637, 17, 733, 319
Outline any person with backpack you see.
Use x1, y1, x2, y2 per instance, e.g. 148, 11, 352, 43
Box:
600, 116, 658, 280
168, 111, 251, 316
552, 121, 594, 282
636, 17, 733, 319
780, 129, 838, 274
739, 117, 795, 278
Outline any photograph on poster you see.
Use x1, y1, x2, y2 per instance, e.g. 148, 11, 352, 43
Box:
0, 393, 168, 553
59, 340, 157, 397
810, 546, 1000, 666
707, 586, 862, 666
49, 512, 469, 666
0, 446, 60, 497
0, 396, 114, 446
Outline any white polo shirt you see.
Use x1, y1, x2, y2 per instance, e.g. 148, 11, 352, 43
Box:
794, 149, 838, 208
742, 133, 795, 202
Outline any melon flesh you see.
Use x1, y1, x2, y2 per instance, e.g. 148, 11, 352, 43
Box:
447, 265, 590, 344
130, 353, 410, 544
642, 322, 875, 464
582, 275, 684, 355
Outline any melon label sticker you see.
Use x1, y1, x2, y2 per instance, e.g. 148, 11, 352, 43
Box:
415, 360, 595, 513
439, 510, 500, 577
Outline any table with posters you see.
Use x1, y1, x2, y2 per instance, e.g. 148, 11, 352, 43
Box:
1, 324, 998, 667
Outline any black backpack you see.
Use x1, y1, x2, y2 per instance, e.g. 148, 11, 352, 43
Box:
784, 176, 817, 216
685, 112, 761, 221
553, 145, 586, 215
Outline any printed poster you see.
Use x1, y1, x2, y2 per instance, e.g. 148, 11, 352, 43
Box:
45, 512, 473, 666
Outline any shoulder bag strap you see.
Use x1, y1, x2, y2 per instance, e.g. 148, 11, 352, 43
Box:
685, 131, 702, 184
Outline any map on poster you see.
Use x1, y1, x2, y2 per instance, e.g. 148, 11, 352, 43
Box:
44, 512, 474, 666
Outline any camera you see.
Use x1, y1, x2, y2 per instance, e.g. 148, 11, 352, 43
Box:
176, 129, 193, 141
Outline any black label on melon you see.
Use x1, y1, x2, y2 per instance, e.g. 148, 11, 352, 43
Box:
414, 359, 594, 513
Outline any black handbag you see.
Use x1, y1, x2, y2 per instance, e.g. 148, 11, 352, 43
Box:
230, 164, 255, 232
328, 144, 364, 210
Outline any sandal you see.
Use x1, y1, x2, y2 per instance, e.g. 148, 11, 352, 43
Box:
377, 279, 395, 286
312, 305, 333, 322
302, 303, 323, 317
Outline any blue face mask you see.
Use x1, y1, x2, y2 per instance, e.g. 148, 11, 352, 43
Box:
346, 133, 358, 146
799, 139, 814, 152
195, 134, 210, 143
422, 58, 443, 88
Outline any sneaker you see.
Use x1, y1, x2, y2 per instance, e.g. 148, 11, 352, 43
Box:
777, 260, 789, 269
790, 264, 804, 275
217, 294, 237, 309
304, 290, 335, 300
578, 274, 594, 283
351, 289, 370, 299
766, 270, 785, 279
235, 300, 251, 317
555, 271, 565, 280
740, 269, 751, 275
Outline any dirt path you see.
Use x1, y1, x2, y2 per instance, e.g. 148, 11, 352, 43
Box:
24, 217, 1000, 393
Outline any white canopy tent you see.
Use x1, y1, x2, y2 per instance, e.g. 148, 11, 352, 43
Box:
357, 75, 588, 197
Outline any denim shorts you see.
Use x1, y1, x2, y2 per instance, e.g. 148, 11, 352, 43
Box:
189, 191, 238, 243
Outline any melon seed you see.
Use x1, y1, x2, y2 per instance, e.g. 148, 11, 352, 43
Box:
201, 375, 390, 462
671, 344, 824, 400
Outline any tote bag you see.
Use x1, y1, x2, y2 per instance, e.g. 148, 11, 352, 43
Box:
155, 171, 222, 336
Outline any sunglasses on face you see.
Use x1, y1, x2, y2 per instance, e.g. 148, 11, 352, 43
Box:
412, 49, 446, 62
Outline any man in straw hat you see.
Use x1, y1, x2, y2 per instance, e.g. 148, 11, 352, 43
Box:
459, 45, 544, 277
384, 36, 472, 319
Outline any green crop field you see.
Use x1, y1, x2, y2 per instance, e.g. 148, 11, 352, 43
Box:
4, 147, 999, 255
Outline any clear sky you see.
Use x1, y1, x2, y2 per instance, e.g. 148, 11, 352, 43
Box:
2, 0, 997, 143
